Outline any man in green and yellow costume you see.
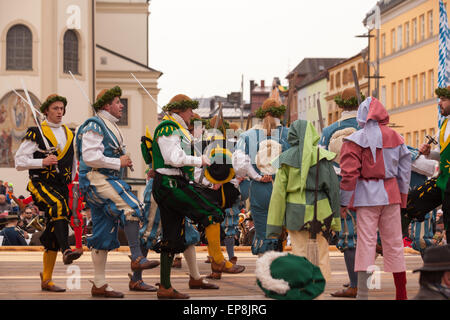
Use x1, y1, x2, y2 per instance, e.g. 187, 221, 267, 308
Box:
152, 94, 244, 299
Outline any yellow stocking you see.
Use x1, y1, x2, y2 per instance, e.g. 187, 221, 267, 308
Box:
42, 250, 57, 286
205, 223, 233, 268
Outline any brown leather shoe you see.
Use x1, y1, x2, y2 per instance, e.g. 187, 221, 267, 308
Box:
128, 274, 157, 292
330, 287, 357, 298
206, 271, 222, 280
172, 257, 182, 268
230, 256, 237, 264
189, 276, 219, 289
40, 273, 65, 292
157, 284, 189, 299
90, 281, 124, 298
204, 256, 213, 263
212, 260, 245, 274
62, 249, 82, 265
130, 256, 160, 271
73, 247, 84, 256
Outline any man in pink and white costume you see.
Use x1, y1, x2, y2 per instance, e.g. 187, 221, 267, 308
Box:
339, 97, 411, 300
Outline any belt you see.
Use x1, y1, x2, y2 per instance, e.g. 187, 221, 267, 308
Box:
91, 168, 121, 177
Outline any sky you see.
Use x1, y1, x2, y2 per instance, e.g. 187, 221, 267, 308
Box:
148, 0, 378, 105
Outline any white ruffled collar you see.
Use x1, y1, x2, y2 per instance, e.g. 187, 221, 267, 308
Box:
98, 110, 119, 123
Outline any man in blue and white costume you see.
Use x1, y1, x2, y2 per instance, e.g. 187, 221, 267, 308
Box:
232, 98, 290, 256
76, 86, 159, 298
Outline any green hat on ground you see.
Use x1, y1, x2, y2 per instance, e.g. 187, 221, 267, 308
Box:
93, 86, 122, 111
40, 94, 67, 114
255, 251, 325, 300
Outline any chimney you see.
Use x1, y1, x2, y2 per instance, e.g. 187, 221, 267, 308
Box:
250, 80, 256, 92
261, 80, 265, 88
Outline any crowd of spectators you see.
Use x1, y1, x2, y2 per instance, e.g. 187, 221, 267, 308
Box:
0, 180, 92, 246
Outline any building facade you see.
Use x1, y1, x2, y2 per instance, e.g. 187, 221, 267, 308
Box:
297, 72, 328, 134
366, 0, 442, 148
325, 48, 369, 126
0, 0, 161, 198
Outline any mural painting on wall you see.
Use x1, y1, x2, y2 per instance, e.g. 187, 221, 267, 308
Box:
0, 90, 40, 168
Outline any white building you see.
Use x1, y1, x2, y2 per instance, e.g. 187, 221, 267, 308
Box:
0, 0, 161, 198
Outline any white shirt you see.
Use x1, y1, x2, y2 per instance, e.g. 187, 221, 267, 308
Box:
79, 110, 122, 171
15, 120, 77, 180
156, 113, 202, 176
428, 116, 450, 161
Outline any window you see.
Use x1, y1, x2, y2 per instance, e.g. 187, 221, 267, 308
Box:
413, 75, 418, 102
117, 98, 128, 126
421, 129, 427, 145
421, 72, 426, 100
343, 69, 348, 85
399, 80, 404, 106
397, 25, 403, 51
414, 131, 419, 148
381, 86, 387, 106
406, 78, 411, 104
406, 132, 411, 145
428, 10, 433, 37
429, 69, 435, 98
6, 24, 32, 70
330, 74, 334, 90
392, 82, 397, 108
63, 30, 79, 74
391, 29, 396, 53
405, 22, 410, 47
430, 127, 436, 138
413, 18, 418, 44
381, 33, 386, 57
420, 14, 425, 40
336, 72, 341, 87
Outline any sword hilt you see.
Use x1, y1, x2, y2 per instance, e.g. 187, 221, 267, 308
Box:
425, 135, 438, 146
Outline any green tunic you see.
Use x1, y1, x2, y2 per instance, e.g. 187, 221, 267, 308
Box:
437, 118, 450, 196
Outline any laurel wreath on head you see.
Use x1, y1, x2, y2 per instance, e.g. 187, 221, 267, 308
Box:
163, 100, 199, 113
435, 87, 450, 99
255, 105, 287, 119
93, 86, 122, 110
40, 95, 67, 113
334, 94, 365, 108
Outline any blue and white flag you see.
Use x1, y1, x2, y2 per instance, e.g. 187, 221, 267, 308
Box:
438, 0, 450, 128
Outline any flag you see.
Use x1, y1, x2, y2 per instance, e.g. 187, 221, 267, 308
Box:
438, 0, 450, 128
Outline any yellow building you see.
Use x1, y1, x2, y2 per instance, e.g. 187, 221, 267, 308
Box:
366, 0, 444, 148
326, 48, 369, 126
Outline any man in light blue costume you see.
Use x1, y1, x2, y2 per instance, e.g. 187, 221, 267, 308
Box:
319, 88, 360, 298
232, 98, 290, 256
76, 87, 159, 298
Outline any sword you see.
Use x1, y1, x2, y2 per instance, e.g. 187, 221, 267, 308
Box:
352, 69, 363, 105
71, 181, 81, 227
68, 71, 134, 172
19, 79, 60, 173
130, 73, 203, 157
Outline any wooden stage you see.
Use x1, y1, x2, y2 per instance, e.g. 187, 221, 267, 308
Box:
0, 246, 424, 300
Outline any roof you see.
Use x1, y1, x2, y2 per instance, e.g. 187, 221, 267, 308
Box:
363, 0, 407, 25
296, 69, 329, 90
96, 44, 163, 76
327, 47, 368, 71
286, 58, 345, 79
